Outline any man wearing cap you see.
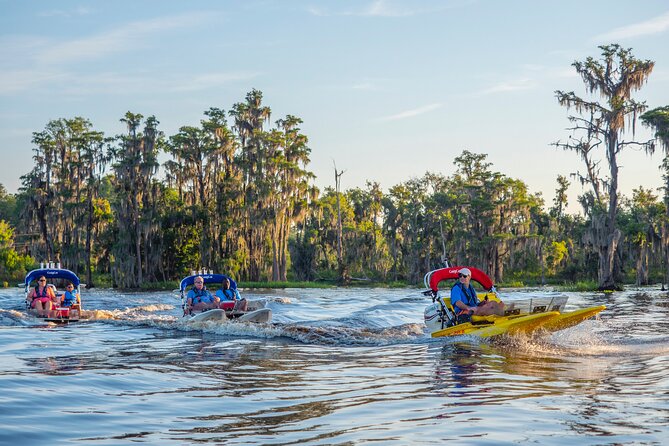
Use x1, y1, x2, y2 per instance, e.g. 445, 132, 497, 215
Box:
450, 267, 504, 318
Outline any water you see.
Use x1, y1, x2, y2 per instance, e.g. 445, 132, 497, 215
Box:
1, 286, 668, 445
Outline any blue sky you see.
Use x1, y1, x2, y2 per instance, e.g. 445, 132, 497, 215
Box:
1, 0, 668, 213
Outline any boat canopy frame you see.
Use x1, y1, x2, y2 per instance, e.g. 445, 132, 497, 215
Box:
179, 274, 237, 296
424, 266, 495, 294
24, 268, 81, 293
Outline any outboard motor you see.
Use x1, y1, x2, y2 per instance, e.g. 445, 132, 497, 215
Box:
423, 290, 456, 333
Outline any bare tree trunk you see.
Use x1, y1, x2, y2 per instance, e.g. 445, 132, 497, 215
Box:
134, 198, 143, 286
37, 200, 52, 262
636, 245, 649, 286
334, 164, 345, 282
85, 195, 95, 288
271, 235, 280, 281
539, 238, 545, 286
664, 181, 669, 289
597, 225, 620, 290
279, 218, 288, 281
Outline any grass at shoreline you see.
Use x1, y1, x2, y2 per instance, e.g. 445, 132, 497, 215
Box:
495, 280, 600, 291
91, 279, 611, 292
2, 274, 652, 292
134, 280, 410, 291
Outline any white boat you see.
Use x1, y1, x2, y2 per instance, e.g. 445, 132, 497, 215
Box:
23, 267, 83, 323
179, 273, 271, 324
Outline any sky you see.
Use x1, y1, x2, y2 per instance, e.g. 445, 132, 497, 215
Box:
1, 0, 669, 214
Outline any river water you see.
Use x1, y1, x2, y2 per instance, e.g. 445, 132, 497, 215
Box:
1, 285, 668, 445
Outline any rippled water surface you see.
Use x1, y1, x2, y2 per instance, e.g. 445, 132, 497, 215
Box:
1, 286, 668, 445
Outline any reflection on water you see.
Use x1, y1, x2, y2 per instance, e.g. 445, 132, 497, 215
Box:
1, 287, 668, 444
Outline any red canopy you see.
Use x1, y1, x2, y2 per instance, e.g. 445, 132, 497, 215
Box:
426, 266, 494, 292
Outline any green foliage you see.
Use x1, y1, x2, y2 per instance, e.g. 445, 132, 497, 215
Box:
555, 281, 600, 292
12, 82, 669, 289
238, 281, 334, 289
0, 220, 34, 281
554, 44, 656, 290
641, 106, 669, 143
545, 241, 568, 272
0, 184, 18, 226
138, 280, 180, 291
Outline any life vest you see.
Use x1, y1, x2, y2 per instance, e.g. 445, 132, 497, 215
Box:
219, 289, 236, 301
62, 291, 78, 306
32, 286, 51, 299
189, 287, 212, 304
451, 282, 479, 310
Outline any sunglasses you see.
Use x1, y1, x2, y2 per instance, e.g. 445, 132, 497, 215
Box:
458, 273, 469, 278
194, 281, 203, 284
38, 279, 46, 282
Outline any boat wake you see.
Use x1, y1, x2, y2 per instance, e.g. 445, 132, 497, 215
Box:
0, 309, 48, 326
491, 319, 669, 357
80, 304, 176, 321
87, 308, 427, 345
276, 322, 426, 345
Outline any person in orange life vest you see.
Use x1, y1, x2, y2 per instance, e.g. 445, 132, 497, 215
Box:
450, 268, 504, 317
186, 276, 220, 313
216, 277, 247, 312
27, 275, 57, 317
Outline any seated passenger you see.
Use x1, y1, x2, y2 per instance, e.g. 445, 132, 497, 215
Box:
216, 277, 247, 312
27, 275, 57, 317
61, 282, 79, 306
186, 276, 220, 313
450, 268, 504, 319
61, 282, 81, 317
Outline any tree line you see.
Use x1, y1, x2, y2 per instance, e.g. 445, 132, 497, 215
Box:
1, 44, 668, 290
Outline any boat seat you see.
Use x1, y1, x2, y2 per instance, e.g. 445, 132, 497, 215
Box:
440, 291, 503, 325
441, 292, 500, 312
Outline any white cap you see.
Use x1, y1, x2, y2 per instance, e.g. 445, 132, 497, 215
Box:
458, 267, 472, 277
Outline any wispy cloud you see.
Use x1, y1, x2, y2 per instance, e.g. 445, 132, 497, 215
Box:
39, 6, 93, 18
0, 35, 49, 69
477, 78, 535, 95
0, 69, 69, 94
362, 0, 424, 17
595, 11, 669, 41
309, 0, 468, 17
37, 12, 216, 65
0, 12, 221, 94
348, 77, 391, 91
172, 72, 262, 92
378, 103, 442, 121
0, 70, 260, 96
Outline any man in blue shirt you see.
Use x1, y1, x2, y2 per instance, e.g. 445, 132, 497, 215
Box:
216, 277, 247, 311
450, 268, 504, 317
186, 276, 220, 313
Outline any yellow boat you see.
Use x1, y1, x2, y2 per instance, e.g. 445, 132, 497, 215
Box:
423, 266, 605, 338
541, 305, 607, 332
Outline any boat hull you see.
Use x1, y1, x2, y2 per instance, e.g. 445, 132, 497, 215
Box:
430, 305, 605, 338
187, 307, 272, 324
236, 308, 271, 323
431, 311, 560, 338
541, 305, 606, 332
188, 309, 227, 323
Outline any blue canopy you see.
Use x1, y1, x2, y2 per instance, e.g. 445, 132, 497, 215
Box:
179, 274, 237, 292
24, 268, 81, 290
